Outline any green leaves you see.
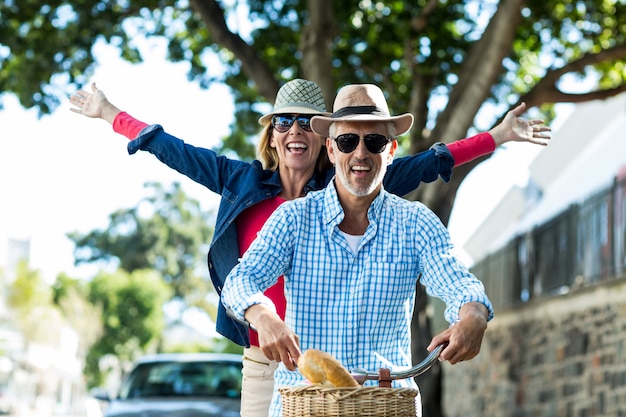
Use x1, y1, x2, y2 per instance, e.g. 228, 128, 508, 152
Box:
4, 0, 625, 138
65, 181, 222, 385
83, 268, 171, 387
64, 181, 219, 385
68, 182, 215, 307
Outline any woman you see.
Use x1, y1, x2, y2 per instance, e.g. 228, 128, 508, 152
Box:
70, 79, 549, 416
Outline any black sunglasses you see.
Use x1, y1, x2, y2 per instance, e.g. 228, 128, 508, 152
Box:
334, 133, 392, 154
271, 115, 313, 132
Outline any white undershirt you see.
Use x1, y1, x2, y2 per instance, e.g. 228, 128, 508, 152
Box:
340, 231, 364, 253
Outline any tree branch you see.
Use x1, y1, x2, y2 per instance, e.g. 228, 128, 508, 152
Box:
410, 0, 527, 210
405, 2, 438, 153
410, 0, 440, 32
300, 0, 338, 108
520, 43, 626, 108
431, 0, 526, 144
189, 0, 279, 101
550, 43, 626, 79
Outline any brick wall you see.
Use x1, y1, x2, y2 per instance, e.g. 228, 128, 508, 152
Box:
441, 279, 626, 417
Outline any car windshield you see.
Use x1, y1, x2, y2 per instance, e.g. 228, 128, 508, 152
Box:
118, 360, 242, 400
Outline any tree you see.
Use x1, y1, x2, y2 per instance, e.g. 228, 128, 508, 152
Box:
63, 182, 234, 386
5, 261, 63, 346
85, 268, 171, 387
3, 0, 625, 412
68, 181, 217, 318
52, 273, 104, 359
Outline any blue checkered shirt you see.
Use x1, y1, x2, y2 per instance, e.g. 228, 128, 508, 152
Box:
222, 180, 494, 416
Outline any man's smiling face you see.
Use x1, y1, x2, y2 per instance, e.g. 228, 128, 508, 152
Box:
327, 120, 396, 198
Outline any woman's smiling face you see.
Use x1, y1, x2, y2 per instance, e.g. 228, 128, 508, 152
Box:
270, 114, 323, 172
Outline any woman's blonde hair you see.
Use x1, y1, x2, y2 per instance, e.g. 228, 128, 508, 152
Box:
257, 124, 332, 174
257, 124, 279, 171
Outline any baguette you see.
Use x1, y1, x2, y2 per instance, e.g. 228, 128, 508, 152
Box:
297, 349, 359, 387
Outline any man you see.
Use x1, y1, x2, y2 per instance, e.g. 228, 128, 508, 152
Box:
222, 84, 494, 417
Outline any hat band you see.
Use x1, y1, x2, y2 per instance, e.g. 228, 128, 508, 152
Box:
331, 106, 389, 118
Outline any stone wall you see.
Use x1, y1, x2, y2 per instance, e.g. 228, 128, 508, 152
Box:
441, 278, 626, 417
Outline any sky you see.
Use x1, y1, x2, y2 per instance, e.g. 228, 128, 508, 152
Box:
0, 40, 233, 280
0, 38, 564, 285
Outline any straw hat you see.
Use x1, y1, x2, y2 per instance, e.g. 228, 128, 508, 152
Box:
310, 84, 414, 138
258, 79, 330, 125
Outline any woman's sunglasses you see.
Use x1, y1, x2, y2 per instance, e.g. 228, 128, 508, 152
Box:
271, 115, 314, 132
334, 133, 392, 154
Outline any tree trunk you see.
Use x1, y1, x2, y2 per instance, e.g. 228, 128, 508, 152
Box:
412, 283, 443, 417
300, 0, 338, 110
408, 2, 527, 415
190, 0, 279, 101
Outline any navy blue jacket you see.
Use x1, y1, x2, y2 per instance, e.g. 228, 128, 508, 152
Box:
129, 124, 454, 346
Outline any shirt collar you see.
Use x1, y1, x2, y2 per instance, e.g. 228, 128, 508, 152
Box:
322, 179, 387, 227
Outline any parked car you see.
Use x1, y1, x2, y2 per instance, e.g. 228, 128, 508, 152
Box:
93, 352, 242, 417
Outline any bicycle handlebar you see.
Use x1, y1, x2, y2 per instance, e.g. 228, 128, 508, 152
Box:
349, 343, 445, 385
226, 308, 444, 384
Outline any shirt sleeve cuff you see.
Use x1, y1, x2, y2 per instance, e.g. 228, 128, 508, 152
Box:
446, 132, 496, 167
445, 295, 495, 324
228, 293, 277, 323
429, 142, 454, 183
113, 111, 150, 140
126, 124, 162, 155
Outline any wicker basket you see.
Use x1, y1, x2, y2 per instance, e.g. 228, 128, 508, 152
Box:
279, 385, 418, 417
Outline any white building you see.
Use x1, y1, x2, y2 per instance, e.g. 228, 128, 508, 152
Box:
1, 239, 87, 416
463, 93, 626, 264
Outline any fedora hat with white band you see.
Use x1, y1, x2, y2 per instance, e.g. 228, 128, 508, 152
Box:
310, 84, 414, 138
258, 79, 331, 126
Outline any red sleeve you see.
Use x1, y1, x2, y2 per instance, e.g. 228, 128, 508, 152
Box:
447, 132, 496, 167
112, 111, 149, 140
